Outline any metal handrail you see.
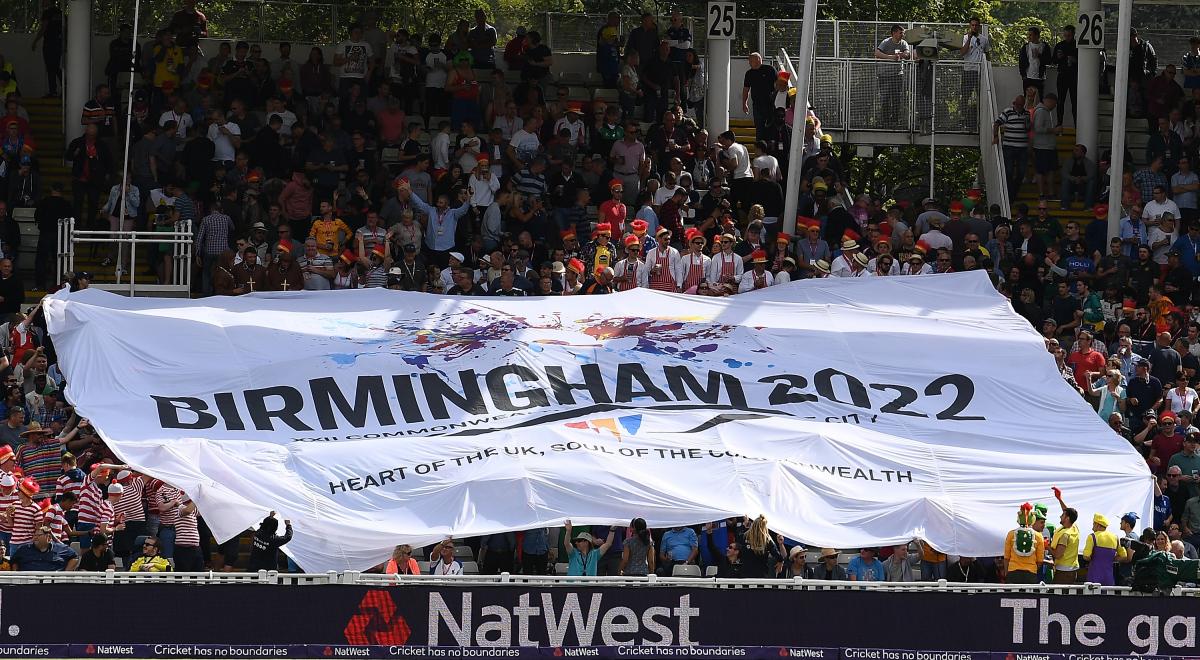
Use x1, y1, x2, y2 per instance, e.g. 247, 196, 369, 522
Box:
57, 217, 194, 297
0, 570, 1183, 595
979, 59, 1010, 217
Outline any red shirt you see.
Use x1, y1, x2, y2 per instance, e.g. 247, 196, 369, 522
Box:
1067, 349, 1106, 391
1151, 432, 1185, 471
598, 200, 626, 226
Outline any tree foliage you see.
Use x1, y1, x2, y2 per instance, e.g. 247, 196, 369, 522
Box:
845, 145, 980, 206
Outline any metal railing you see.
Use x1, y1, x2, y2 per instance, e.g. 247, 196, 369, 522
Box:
0, 570, 339, 585
979, 59, 1010, 217
798, 58, 978, 135
0, 570, 1196, 596
56, 217, 193, 297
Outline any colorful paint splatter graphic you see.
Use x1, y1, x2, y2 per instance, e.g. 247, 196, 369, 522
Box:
313, 307, 766, 373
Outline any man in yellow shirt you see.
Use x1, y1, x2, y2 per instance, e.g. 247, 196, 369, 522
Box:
1050, 487, 1081, 583
308, 199, 353, 257
1082, 513, 1127, 586
130, 536, 171, 572
151, 30, 185, 92
1005, 503, 1044, 583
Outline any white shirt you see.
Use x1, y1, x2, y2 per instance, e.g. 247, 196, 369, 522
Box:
1022, 42, 1046, 79
706, 251, 744, 283
901, 263, 935, 275
468, 173, 500, 207
430, 558, 463, 575
829, 253, 854, 278
509, 129, 540, 164
1166, 387, 1199, 415
158, 109, 193, 139
338, 41, 373, 78
206, 121, 241, 162
493, 115, 523, 141
612, 258, 650, 289
552, 117, 585, 146
1148, 226, 1179, 265
866, 257, 900, 275
961, 32, 991, 64
424, 51, 448, 88
751, 154, 780, 181
431, 131, 451, 170
387, 44, 418, 82
737, 269, 775, 293
458, 135, 482, 172
1144, 199, 1182, 223
723, 142, 752, 179
269, 109, 297, 135
653, 185, 680, 207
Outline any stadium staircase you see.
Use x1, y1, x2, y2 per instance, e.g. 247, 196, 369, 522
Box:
730, 117, 758, 152
1010, 93, 1149, 229
21, 97, 160, 304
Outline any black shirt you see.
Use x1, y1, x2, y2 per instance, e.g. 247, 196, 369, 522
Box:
743, 65, 778, 107
522, 44, 552, 80
78, 547, 116, 571
1150, 345, 1183, 385
1052, 39, 1078, 76
34, 194, 72, 237
40, 7, 63, 43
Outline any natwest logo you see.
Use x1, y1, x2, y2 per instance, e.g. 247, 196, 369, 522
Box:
343, 590, 411, 646
429, 592, 701, 647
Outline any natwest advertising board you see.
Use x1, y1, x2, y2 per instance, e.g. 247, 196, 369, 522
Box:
0, 585, 1195, 656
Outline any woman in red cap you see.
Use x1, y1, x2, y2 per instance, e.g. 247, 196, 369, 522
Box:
770, 232, 794, 274
676, 228, 710, 293
645, 227, 681, 292
562, 258, 585, 295
613, 234, 649, 290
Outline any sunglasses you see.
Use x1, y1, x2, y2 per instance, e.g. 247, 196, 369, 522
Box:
691, 240, 704, 244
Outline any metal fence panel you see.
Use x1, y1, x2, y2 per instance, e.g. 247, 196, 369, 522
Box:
763, 20, 836, 58
809, 58, 846, 130
837, 21, 898, 59
846, 59, 912, 132
546, 12, 611, 53
730, 17, 760, 55
929, 62, 977, 134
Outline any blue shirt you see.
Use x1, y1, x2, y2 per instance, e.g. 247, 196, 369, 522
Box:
660, 527, 698, 562
1119, 217, 1149, 258
567, 545, 602, 576
522, 528, 549, 555
1154, 494, 1171, 530
847, 555, 886, 581
1172, 234, 1200, 276
409, 192, 470, 252
634, 206, 659, 235
12, 542, 76, 571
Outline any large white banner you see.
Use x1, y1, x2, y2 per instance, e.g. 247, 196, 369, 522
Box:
44, 272, 1152, 572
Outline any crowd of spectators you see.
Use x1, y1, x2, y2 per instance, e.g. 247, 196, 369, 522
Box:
0, 2, 1191, 581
